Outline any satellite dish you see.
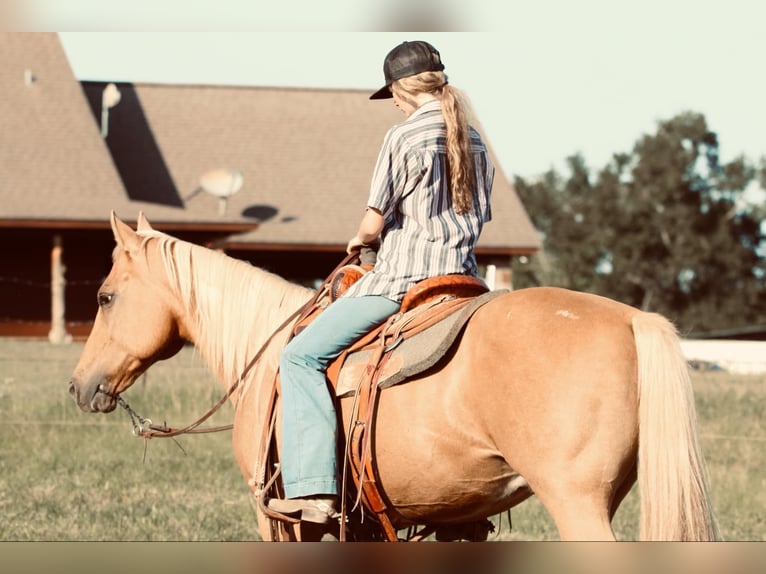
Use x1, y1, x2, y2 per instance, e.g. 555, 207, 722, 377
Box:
197, 168, 244, 216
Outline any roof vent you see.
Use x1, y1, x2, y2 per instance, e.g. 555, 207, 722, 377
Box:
24, 69, 35, 86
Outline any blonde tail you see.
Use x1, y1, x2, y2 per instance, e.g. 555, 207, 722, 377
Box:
632, 312, 718, 541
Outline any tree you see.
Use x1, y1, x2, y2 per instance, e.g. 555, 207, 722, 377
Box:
514, 112, 765, 333
512, 157, 604, 291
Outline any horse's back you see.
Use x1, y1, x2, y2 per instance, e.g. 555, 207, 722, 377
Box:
471, 286, 640, 374
493, 286, 639, 324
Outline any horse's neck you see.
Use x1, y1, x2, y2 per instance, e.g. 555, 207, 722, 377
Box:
184, 256, 312, 391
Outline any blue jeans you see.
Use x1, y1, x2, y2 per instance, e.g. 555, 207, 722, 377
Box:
279, 295, 400, 499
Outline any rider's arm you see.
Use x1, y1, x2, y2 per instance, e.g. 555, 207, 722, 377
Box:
347, 207, 384, 253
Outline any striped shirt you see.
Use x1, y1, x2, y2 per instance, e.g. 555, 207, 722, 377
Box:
343, 99, 494, 302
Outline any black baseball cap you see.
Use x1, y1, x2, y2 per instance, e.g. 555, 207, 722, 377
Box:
369, 40, 445, 100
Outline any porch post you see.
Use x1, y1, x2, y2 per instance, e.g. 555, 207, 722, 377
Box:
48, 234, 72, 344
484, 256, 513, 290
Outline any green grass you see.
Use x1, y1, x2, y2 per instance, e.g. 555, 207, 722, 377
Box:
0, 339, 763, 541
0, 339, 258, 541
692, 373, 766, 541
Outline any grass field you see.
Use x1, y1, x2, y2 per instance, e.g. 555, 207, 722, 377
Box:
0, 338, 763, 541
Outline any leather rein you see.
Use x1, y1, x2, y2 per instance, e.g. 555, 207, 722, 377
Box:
116, 252, 359, 440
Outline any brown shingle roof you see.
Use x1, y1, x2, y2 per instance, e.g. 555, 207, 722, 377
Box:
85, 81, 540, 252
0, 33, 131, 222
1, 33, 540, 253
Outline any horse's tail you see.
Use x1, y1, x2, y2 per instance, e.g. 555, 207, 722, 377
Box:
632, 312, 718, 541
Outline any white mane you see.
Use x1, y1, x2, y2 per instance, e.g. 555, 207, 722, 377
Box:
137, 230, 313, 389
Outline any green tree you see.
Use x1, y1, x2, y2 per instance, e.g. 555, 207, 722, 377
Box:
514, 112, 765, 333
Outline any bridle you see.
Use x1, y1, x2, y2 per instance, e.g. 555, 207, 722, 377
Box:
111, 252, 358, 441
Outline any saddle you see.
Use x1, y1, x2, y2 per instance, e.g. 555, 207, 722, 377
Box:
260, 254, 505, 540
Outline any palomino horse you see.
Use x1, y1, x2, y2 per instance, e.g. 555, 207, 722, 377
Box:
68, 213, 717, 541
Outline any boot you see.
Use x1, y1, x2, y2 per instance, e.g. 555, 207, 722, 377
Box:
267, 496, 339, 524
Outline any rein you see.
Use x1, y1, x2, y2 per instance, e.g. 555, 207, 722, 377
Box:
116, 251, 360, 440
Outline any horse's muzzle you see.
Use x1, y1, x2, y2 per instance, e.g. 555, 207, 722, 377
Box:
68, 379, 118, 413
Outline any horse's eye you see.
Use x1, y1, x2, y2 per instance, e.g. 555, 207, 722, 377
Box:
97, 292, 115, 308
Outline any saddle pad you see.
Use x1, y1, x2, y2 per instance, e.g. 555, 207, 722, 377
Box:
336, 289, 508, 396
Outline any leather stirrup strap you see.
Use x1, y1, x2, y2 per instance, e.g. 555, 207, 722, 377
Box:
346, 343, 401, 541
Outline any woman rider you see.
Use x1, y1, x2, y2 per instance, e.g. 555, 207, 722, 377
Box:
268, 40, 495, 523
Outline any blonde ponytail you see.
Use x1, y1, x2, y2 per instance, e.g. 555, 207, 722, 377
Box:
392, 72, 476, 214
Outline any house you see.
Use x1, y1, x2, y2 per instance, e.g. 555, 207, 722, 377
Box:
0, 33, 541, 340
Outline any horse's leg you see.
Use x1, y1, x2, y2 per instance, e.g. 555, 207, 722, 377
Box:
504, 403, 635, 542
499, 367, 636, 542
609, 462, 637, 522
534, 489, 616, 541
526, 414, 637, 541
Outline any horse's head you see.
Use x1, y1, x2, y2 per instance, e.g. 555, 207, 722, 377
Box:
68, 212, 187, 413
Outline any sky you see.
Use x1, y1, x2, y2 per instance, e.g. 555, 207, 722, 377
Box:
12, 1, 766, 189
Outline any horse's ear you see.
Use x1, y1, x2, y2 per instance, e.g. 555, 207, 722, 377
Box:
110, 211, 141, 252
136, 211, 154, 232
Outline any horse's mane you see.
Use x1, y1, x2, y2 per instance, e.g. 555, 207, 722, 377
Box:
136, 230, 313, 386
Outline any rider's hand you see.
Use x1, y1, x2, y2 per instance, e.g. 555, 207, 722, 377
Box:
346, 235, 367, 254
